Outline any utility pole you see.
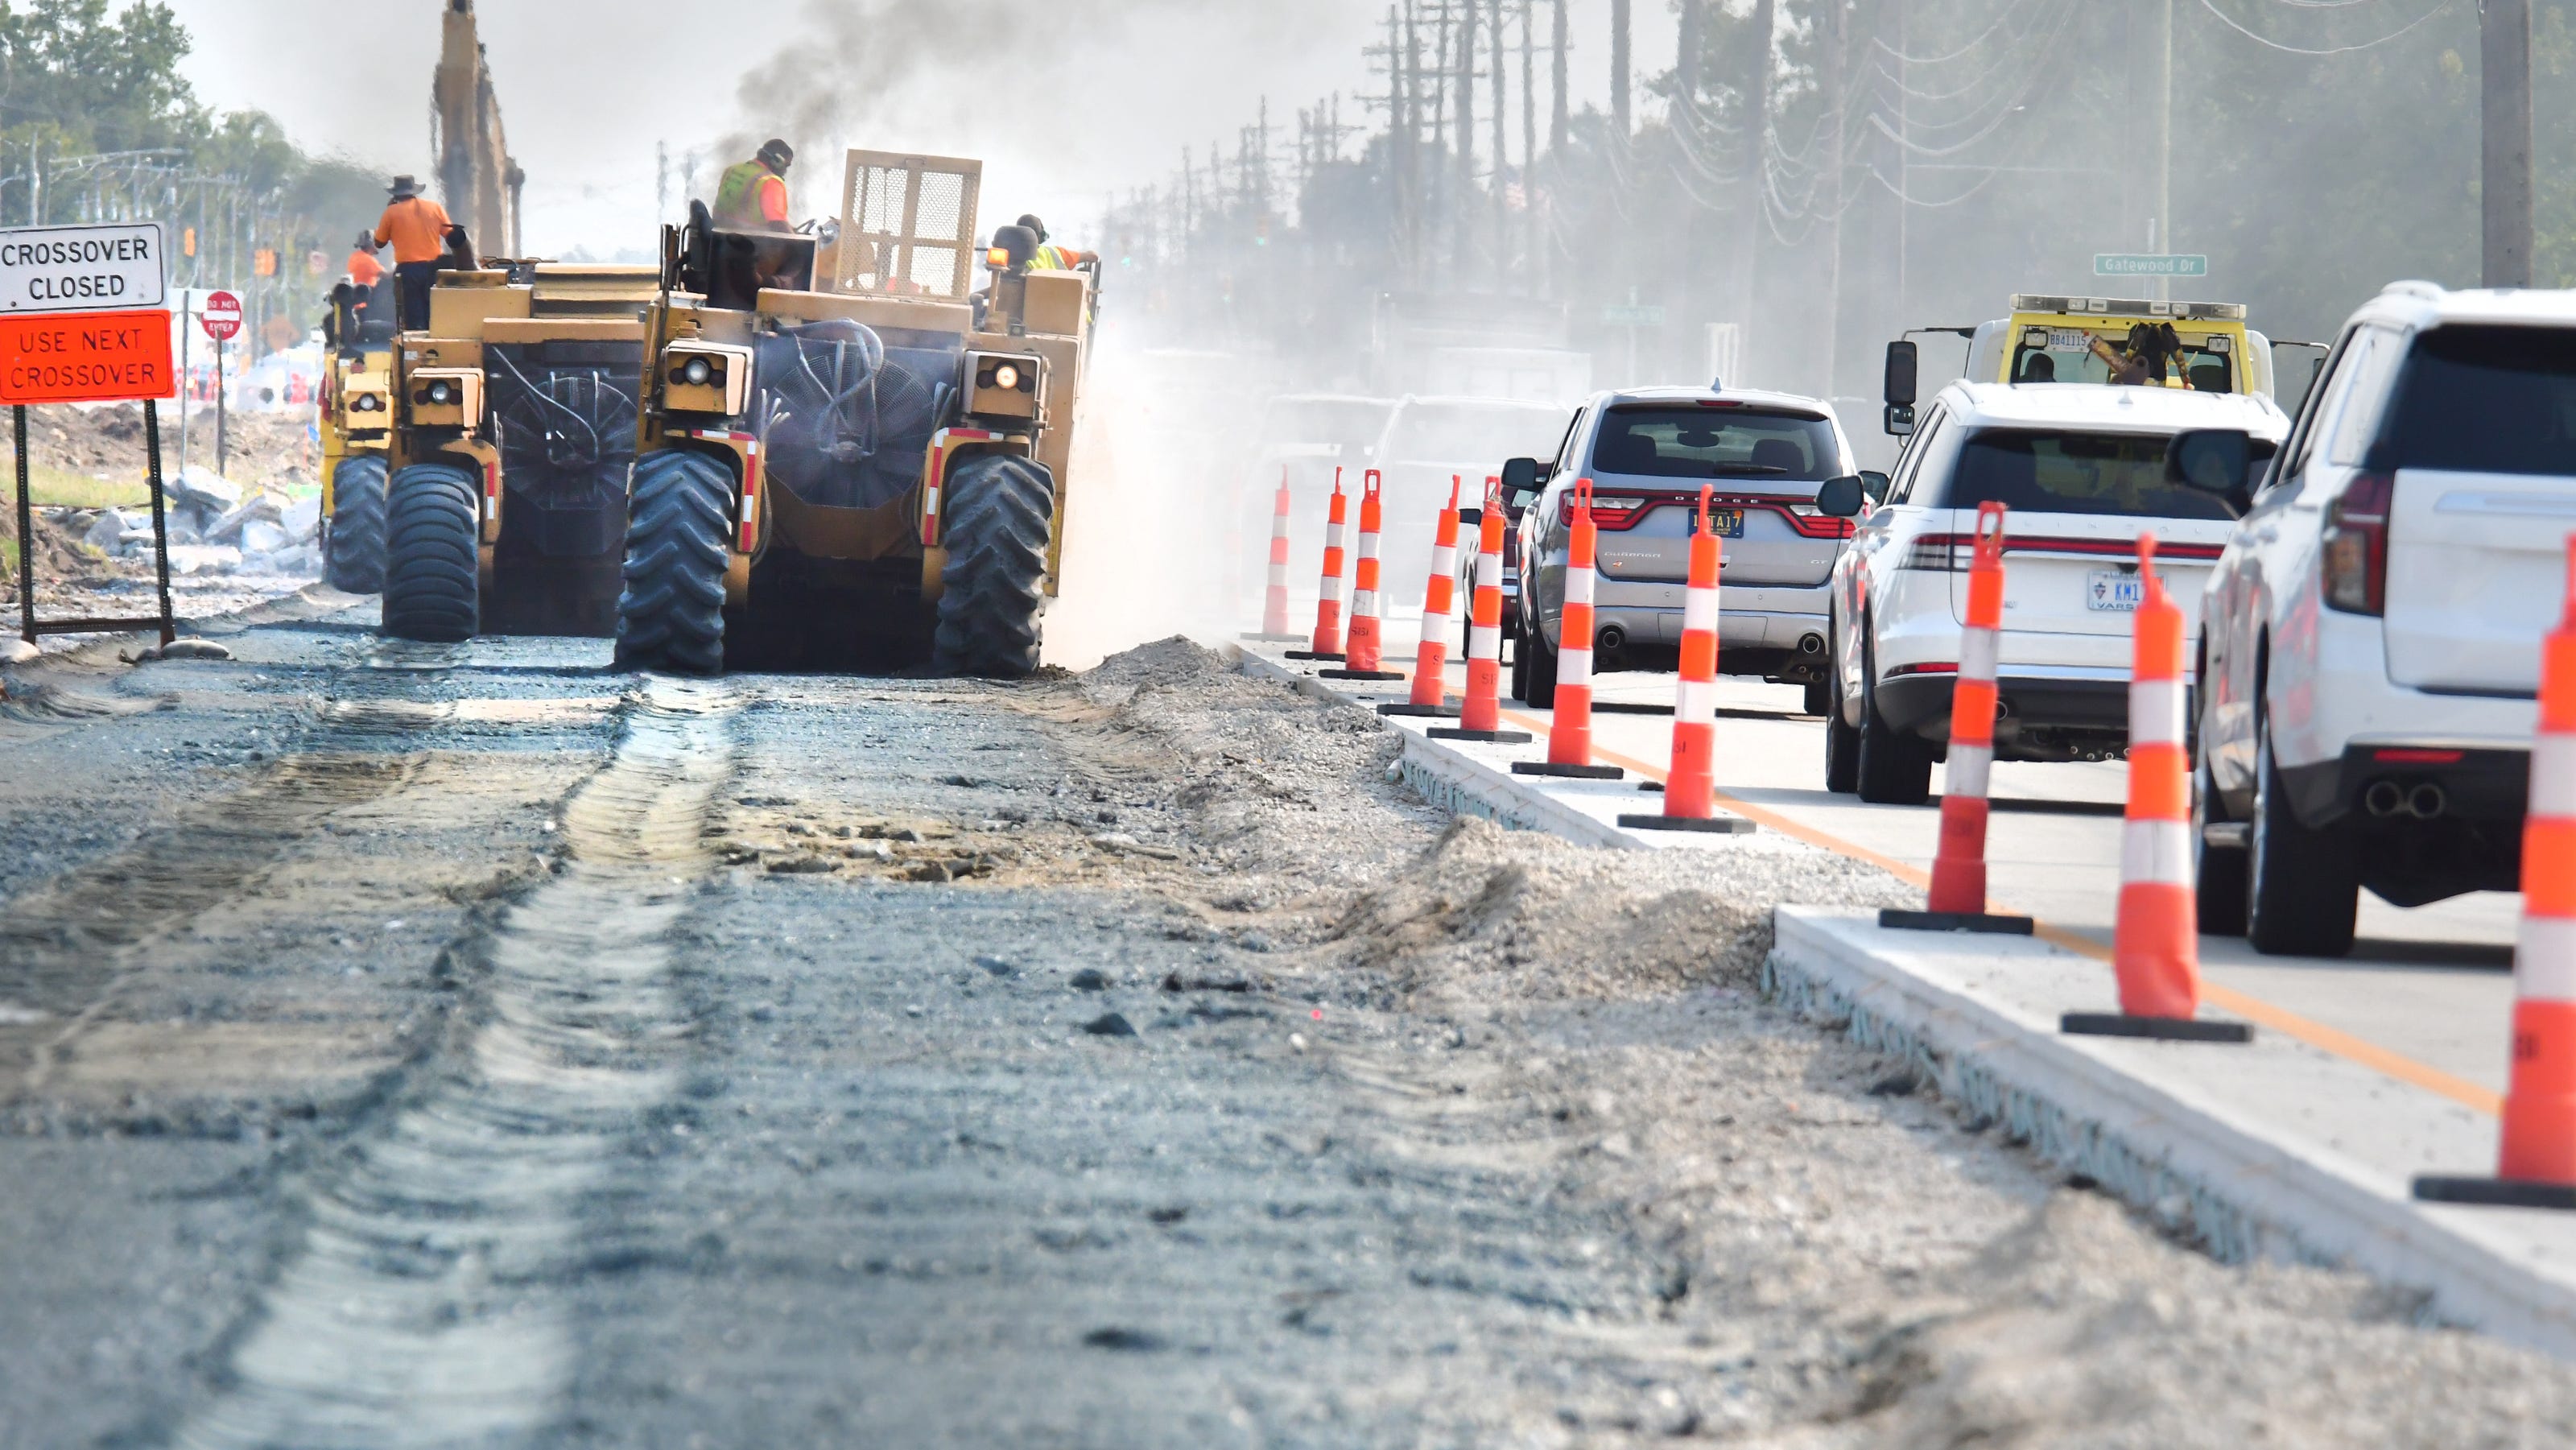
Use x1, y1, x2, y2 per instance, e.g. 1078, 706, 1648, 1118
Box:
1492, 0, 1507, 278
2483, 0, 2533, 287
1521, 0, 1538, 291
655, 140, 668, 225
2150, 0, 2172, 304
1550, 0, 1568, 156
1893, 0, 1909, 324
1677, 0, 1702, 97
1609, 0, 1631, 138
1457, 0, 1476, 271
1818, 0, 1847, 401
1739, 0, 1774, 370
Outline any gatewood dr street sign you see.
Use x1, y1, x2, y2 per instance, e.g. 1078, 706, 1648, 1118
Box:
0, 221, 167, 314
0, 309, 175, 405
2093, 253, 2209, 278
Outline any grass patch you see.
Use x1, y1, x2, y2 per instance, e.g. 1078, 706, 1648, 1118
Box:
2, 467, 151, 510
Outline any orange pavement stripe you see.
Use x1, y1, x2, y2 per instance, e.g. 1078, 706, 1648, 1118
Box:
1494, 701, 2506, 1119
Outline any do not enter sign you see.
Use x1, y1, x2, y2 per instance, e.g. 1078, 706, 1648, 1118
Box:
0, 309, 175, 404
200, 290, 242, 341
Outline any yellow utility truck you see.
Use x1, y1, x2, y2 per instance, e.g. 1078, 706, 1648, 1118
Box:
613, 148, 1092, 676
319, 281, 397, 593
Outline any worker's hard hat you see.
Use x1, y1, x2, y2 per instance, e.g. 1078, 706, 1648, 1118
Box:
758, 138, 795, 172
1017, 213, 1047, 243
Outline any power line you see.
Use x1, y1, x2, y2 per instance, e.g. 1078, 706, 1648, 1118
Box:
2194, 0, 2458, 56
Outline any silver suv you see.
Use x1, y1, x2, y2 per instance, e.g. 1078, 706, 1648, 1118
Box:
2196, 282, 2576, 956
1503, 386, 1877, 710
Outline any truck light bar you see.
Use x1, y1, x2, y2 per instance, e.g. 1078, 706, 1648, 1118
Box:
2009, 295, 2248, 323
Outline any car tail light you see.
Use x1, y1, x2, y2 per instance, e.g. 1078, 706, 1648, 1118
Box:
1583, 494, 1654, 529
2322, 472, 2392, 615
1898, 534, 1969, 572
1781, 500, 1856, 539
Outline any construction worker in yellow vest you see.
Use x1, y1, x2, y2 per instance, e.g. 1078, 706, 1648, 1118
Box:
714, 139, 795, 232
1015, 214, 1096, 271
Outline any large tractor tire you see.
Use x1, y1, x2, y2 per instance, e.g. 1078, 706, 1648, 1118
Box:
325, 455, 388, 594
932, 452, 1054, 679
614, 449, 732, 675
380, 462, 481, 642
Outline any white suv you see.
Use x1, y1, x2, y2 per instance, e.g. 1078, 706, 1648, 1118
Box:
2197, 283, 2576, 957
1827, 381, 2289, 803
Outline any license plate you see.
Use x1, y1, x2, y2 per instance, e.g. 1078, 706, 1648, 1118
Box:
2087, 570, 2145, 612
2050, 328, 2092, 350
1711, 508, 1744, 539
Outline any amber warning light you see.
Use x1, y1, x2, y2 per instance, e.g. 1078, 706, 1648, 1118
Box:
0, 309, 174, 405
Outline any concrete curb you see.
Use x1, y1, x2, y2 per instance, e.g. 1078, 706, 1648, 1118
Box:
1228, 638, 2576, 1359
1764, 907, 2576, 1357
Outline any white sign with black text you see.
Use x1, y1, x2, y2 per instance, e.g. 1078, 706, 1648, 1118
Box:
0, 221, 167, 314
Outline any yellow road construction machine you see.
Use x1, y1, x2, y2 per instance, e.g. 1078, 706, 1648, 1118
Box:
319, 281, 397, 593
378, 259, 662, 640
613, 148, 1092, 676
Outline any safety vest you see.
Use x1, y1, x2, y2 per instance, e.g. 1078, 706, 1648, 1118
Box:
1032, 244, 1084, 271
713, 161, 786, 229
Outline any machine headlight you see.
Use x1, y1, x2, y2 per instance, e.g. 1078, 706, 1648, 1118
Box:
428, 381, 453, 404
992, 363, 1020, 391
682, 357, 712, 386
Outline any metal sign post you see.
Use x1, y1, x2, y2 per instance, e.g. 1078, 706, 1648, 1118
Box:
202, 290, 240, 477
1, 218, 176, 649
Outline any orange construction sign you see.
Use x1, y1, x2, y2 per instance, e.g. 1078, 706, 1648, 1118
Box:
0, 308, 173, 404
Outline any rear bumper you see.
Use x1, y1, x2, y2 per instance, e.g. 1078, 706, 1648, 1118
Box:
1876, 666, 2140, 740
1589, 580, 1831, 652
2282, 742, 2530, 829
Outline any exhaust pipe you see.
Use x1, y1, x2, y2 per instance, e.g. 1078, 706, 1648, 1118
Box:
1596, 624, 1626, 654
2409, 783, 2447, 820
1798, 633, 1826, 655
2364, 780, 2405, 818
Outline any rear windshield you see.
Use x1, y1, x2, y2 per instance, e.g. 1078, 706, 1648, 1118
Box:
1589, 407, 1838, 481
1936, 430, 2237, 520
2380, 324, 2576, 477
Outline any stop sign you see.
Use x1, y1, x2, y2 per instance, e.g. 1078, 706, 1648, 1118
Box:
199, 290, 242, 341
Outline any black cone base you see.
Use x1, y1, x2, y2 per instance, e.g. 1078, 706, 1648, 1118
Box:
1617, 813, 1755, 835
1319, 667, 1408, 681
2412, 1176, 2576, 1210
1637, 781, 1664, 793
1513, 760, 1624, 780
1594, 701, 1674, 716
1426, 727, 1533, 744
1239, 631, 1307, 643
1377, 703, 1460, 718
1284, 650, 1345, 662
2061, 1013, 2253, 1043
1880, 908, 2037, 936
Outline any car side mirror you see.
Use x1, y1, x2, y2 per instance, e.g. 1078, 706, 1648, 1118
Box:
2166, 428, 2252, 495
1884, 340, 1919, 407
1884, 404, 1916, 438
1500, 456, 1541, 495
1860, 470, 1890, 505
1816, 475, 1867, 518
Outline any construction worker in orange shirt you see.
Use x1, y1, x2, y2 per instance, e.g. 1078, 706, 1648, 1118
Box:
1015, 214, 1096, 271
713, 139, 795, 232
344, 230, 387, 329
373, 175, 453, 330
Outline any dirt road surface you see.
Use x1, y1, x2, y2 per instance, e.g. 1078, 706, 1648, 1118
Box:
4, 606, 2573, 1447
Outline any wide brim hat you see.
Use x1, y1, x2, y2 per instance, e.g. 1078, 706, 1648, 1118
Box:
387, 175, 420, 198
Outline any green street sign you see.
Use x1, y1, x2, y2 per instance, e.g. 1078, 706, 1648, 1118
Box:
1601, 304, 1666, 327
2094, 253, 2209, 278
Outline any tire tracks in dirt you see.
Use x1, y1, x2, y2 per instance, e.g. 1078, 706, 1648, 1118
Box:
167, 677, 737, 1450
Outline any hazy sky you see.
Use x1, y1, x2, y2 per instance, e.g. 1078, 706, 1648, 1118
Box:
158, 0, 1669, 258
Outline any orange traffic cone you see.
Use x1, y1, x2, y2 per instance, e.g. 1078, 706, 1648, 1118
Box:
1885, 502, 2032, 935
1428, 477, 1530, 744
1287, 468, 1348, 661
2064, 535, 2249, 1043
1516, 477, 1621, 781
1243, 466, 1302, 641
2417, 535, 2576, 1209
1323, 469, 1406, 682
1620, 486, 1752, 835
1382, 477, 1464, 719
